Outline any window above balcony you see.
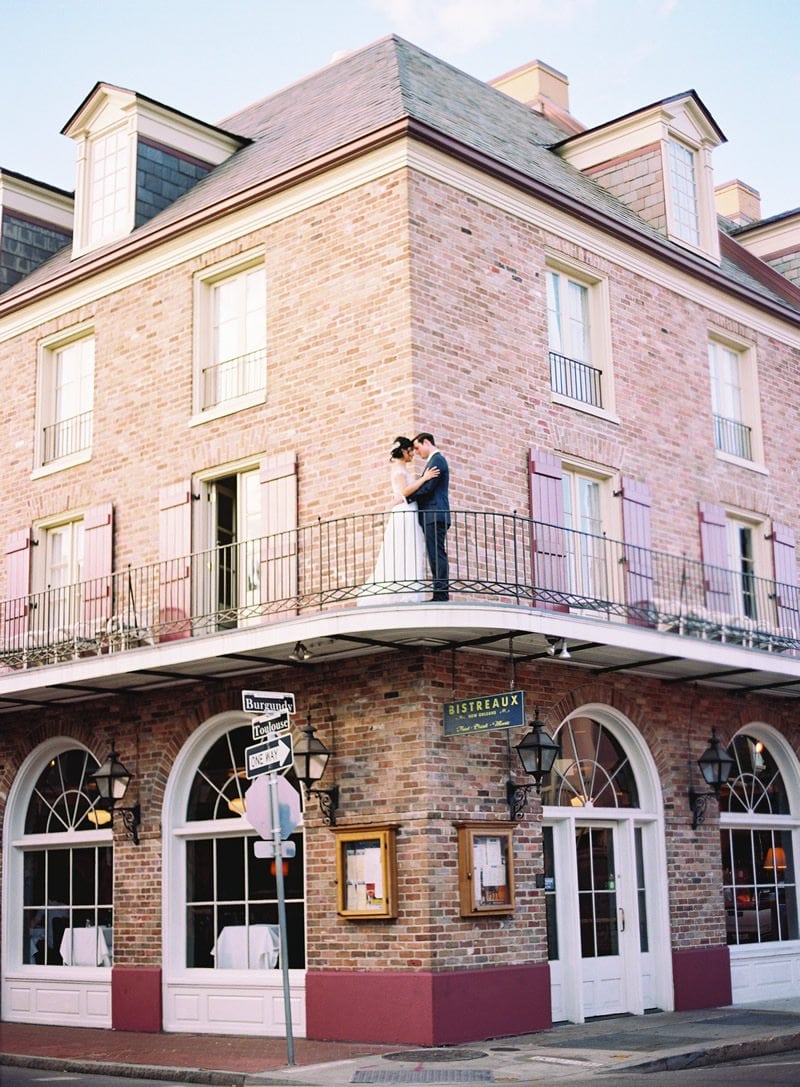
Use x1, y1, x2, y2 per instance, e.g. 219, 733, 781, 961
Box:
33, 325, 94, 477
707, 334, 764, 470
191, 251, 267, 425
545, 258, 616, 421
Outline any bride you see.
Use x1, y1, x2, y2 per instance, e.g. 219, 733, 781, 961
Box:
358, 437, 440, 605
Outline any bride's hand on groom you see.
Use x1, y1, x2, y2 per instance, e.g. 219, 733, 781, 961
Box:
421, 466, 440, 482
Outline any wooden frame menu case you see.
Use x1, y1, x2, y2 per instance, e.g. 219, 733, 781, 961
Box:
457, 822, 515, 916
335, 825, 398, 919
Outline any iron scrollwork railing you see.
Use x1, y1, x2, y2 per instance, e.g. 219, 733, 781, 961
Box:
1, 510, 798, 670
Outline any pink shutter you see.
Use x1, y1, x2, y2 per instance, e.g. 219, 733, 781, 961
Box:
698, 501, 732, 615
771, 521, 800, 636
260, 452, 298, 618
159, 482, 193, 640
4, 529, 31, 650
82, 503, 113, 635
528, 449, 568, 612
620, 477, 654, 624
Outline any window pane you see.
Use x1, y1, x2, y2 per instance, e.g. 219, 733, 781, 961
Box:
187, 838, 214, 902
72, 848, 96, 906
667, 139, 699, 245
216, 836, 246, 902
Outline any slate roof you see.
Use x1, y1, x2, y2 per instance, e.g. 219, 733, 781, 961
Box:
2, 34, 798, 320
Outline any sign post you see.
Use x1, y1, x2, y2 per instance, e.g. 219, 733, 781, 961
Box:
242, 690, 297, 1066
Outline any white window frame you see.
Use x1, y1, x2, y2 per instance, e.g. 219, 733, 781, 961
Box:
191, 250, 267, 425
33, 325, 95, 478
708, 333, 764, 470
73, 120, 137, 257
545, 256, 616, 422
561, 461, 620, 604
725, 509, 769, 625
661, 132, 720, 260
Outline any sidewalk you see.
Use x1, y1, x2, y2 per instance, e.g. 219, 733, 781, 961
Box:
1, 999, 799, 1085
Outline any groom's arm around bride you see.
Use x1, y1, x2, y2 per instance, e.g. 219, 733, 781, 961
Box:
412, 432, 450, 601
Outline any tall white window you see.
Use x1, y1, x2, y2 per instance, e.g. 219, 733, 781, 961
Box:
195, 258, 266, 417
667, 139, 700, 247
87, 128, 131, 248
38, 334, 94, 469
546, 265, 609, 411
562, 468, 607, 599
708, 339, 758, 462
726, 514, 764, 622
33, 516, 85, 637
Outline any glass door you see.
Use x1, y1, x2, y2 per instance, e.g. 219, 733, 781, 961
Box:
575, 823, 627, 1017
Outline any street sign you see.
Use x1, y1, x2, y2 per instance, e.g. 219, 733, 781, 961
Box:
245, 733, 294, 778
245, 774, 302, 839
251, 712, 291, 740
242, 690, 296, 715
253, 840, 297, 860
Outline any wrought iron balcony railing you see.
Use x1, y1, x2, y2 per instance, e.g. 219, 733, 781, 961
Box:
201, 347, 266, 410
42, 410, 93, 464
714, 413, 753, 460
1, 510, 798, 670
549, 351, 603, 408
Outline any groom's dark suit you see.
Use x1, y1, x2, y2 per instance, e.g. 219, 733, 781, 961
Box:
414, 450, 450, 600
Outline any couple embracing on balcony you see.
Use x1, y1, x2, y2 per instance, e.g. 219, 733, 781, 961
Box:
358, 432, 450, 605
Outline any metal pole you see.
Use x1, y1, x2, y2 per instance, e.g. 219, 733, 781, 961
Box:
269, 772, 295, 1065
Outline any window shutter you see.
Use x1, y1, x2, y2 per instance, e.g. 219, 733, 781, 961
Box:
82, 503, 113, 635
620, 478, 654, 623
698, 501, 732, 615
159, 482, 193, 640
4, 528, 32, 650
260, 452, 298, 617
771, 521, 800, 637
528, 449, 568, 611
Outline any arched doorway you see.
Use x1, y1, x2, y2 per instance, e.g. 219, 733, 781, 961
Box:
720, 724, 800, 1002
1, 737, 113, 1026
541, 706, 671, 1023
162, 711, 306, 1035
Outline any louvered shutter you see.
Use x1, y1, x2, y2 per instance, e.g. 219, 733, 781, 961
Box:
771, 521, 800, 637
82, 503, 113, 636
4, 529, 31, 651
260, 452, 298, 618
159, 482, 193, 640
620, 478, 654, 624
528, 450, 568, 611
698, 501, 732, 615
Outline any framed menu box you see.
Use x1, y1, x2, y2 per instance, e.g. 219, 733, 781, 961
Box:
335, 826, 398, 919
457, 822, 515, 916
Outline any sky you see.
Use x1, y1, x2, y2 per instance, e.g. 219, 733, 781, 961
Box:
0, 0, 797, 219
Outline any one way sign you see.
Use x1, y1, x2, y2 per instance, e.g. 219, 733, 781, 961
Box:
245, 733, 294, 778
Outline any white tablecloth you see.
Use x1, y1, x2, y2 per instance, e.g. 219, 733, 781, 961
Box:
59, 926, 113, 966
211, 924, 279, 969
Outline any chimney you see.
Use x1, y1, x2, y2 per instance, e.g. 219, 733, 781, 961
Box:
715, 180, 762, 226
490, 60, 584, 135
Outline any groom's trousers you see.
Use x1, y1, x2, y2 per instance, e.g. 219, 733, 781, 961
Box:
420, 512, 449, 601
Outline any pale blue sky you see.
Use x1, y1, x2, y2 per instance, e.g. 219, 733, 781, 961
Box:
1, 0, 797, 218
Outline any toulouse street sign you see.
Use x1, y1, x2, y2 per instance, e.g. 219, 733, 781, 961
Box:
443, 690, 526, 736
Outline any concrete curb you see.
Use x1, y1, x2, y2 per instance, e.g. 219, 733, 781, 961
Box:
617, 1030, 800, 1073
0, 1051, 249, 1085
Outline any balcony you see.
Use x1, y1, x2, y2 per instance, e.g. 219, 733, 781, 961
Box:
549, 351, 603, 408
2, 511, 798, 680
714, 413, 753, 460
201, 348, 266, 411
42, 410, 93, 464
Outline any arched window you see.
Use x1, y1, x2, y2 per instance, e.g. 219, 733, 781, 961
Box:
542, 716, 640, 808
183, 724, 305, 970
21, 748, 112, 967
721, 732, 798, 946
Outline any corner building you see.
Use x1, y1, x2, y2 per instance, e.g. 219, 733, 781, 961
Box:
1, 37, 800, 1045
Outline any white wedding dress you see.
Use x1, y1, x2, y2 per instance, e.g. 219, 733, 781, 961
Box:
358, 464, 429, 605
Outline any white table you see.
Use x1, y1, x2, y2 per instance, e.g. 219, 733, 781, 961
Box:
59, 925, 113, 966
211, 924, 279, 969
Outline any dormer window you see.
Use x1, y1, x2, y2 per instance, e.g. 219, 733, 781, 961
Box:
666, 138, 699, 247
87, 126, 132, 249
63, 83, 246, 258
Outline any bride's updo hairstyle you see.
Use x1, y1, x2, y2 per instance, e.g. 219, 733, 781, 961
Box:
390, 435, 413, 460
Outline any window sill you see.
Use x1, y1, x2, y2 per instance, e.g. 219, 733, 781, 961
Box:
189, 390, 266, 427
714, 450, 768, 475
551, 392, 620, 425
31, 450, 92, 480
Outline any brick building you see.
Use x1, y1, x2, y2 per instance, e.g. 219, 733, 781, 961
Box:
0, 36, 799, 1045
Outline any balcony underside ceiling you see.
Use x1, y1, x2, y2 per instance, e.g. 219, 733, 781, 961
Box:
1, 603, 800, 713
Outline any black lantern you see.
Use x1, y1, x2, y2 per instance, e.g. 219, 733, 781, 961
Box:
689, 728, 734, 829
293, 721, 339, 825
90, 746, 141, 845
507, 709, 559, 819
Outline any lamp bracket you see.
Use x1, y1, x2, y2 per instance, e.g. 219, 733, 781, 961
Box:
306, 785, 339, 826
507, 779, 538, 821
688, 787, 716, 830
98, 800, 141, 845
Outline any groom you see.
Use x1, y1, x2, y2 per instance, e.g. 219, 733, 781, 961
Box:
413, 432, 450, 601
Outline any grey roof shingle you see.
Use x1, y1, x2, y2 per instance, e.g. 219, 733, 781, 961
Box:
2, 34, 798, 319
